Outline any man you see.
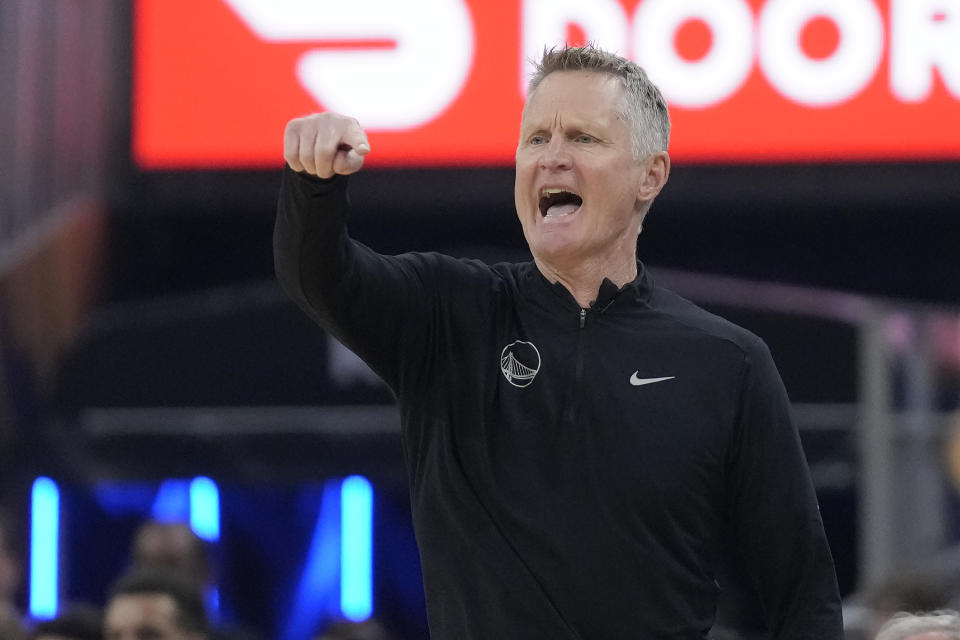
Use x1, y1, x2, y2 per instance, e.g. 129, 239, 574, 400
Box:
275, 45, 842, 638
875, 611, 960, 640
104, 570, 209, 640
313, 619, 398, 640
857, 573, 952, 639
127, 520, 260, 640
131, 521, 212, 593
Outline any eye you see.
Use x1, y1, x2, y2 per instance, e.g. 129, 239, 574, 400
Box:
574, 134, 595, 143
529, 134, 548, 145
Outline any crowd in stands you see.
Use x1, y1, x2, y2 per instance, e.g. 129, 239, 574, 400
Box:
3, 504, 960, 639
0, 510, 399, 640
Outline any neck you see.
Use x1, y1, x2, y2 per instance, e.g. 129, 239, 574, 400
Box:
534, 254, 638, 307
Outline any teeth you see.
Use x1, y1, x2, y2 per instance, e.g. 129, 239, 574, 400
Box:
540, 187, 574, 197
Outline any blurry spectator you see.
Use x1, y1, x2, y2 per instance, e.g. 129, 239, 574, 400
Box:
867, 574, 952, 619
131, 522, 211, 591
0, 506, 25, 638
0, 611, 28, 640
874, 610, 960, 640
30, 603, 102, 640
861, 574, 954, 638
313, 618, 398, 640
128, 520, 259, 640
104, 569, 209, 640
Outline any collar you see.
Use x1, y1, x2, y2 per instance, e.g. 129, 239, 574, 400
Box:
522, 260, 654, 311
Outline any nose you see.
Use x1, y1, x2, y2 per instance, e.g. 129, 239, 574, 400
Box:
539, 136, 572, 171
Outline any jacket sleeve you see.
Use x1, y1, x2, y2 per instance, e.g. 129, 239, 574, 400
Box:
273, 165, 434, 392
724, 337, 844, 639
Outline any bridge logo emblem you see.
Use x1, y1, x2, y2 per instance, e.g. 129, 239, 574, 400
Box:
500, 340, 541, 388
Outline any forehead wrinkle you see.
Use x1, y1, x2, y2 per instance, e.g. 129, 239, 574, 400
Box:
520, 75, 622, 138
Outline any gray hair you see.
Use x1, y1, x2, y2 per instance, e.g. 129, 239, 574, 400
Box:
875, 611, 960, 640
526, 44, 671, 159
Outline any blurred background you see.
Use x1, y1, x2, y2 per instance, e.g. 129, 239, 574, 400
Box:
1, 1, 959, 639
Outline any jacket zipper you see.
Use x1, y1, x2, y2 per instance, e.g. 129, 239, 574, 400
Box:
565, 308, 588, 427
575, 309, 587, 385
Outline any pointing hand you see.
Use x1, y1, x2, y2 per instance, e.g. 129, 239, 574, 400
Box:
283, 112, 370, 178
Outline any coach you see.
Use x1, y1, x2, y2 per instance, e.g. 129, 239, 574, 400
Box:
274, 45, 843, 639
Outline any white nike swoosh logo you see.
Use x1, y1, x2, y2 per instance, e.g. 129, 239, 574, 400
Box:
629, 373, 675, 387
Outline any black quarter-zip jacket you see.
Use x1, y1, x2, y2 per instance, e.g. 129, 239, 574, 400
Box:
274, 167, 843, 639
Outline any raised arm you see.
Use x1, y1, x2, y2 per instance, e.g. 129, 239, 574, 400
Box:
274, 113, 433, 391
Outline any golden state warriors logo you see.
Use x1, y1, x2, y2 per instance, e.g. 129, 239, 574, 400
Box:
500, 340, 541, 388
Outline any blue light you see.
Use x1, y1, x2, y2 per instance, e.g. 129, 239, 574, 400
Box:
29, 477, 59, 619
281, 482, 342, 640
207, 586, 221, 624
151, 479, 191, 522
189, 477, 220, 542
340, 475, 373, 621
93, 483, 155, 515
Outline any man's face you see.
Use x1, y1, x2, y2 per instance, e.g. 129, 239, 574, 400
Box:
515, 71, 658, 272
105, 593, 196, 640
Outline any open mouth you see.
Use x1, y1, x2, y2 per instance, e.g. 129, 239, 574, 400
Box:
539, 188, 583, 218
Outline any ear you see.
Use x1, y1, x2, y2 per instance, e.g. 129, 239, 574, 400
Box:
637, 151, 670, 202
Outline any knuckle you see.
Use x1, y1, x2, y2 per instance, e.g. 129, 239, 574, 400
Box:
285, 115, 309, 134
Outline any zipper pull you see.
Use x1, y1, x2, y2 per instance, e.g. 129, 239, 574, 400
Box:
579, 308, 587, 329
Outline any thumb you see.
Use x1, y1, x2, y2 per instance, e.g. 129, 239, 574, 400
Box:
333, 146, 365, 175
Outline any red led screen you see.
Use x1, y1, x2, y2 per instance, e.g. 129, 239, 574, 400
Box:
133, 0, 960, 169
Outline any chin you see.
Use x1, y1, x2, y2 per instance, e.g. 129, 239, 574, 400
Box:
530, 239, 582, 266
